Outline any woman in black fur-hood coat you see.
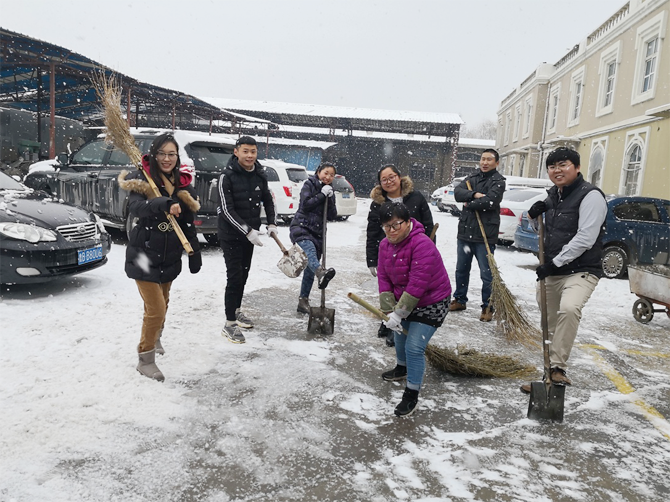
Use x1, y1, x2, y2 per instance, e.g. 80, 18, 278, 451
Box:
118, 133, 201, 382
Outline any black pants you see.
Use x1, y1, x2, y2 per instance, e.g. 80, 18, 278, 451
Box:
221, 238, 255, 321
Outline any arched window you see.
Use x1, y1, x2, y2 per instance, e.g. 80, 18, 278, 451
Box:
623, 145, 642, 196
589, 147, 604, 187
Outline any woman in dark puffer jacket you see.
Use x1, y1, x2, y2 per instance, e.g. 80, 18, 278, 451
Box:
366, 164, 434, 345
119, 133, 201, 382
289, 162, 338, 314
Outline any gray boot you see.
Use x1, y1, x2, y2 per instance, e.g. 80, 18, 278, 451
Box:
137, 349, 165, 382
297, 297, 310, 314
315, 266, 336, 289
154, 332, 165, 355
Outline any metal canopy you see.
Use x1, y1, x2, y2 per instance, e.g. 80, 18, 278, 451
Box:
0, 27, 230, 125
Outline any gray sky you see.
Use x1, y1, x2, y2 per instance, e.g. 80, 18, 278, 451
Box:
2, 0, 625, 127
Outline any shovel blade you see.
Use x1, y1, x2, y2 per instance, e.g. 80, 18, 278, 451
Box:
307, 306, 335, 335
527, 381, 565, 422
277, 245, 308, 278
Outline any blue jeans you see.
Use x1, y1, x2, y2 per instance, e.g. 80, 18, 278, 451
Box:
297, 240, 321, 298
394, 321, 437, 390
453, 239, 494, 308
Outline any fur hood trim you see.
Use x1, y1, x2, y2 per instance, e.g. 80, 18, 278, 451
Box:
370, 176, 414, 204
118, 170, 200, 212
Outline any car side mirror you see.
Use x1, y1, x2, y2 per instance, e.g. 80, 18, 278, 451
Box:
56, 153, 69, 165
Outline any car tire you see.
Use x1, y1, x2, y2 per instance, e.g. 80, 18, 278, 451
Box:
204, 233, 219, 246
601, 245, 628, 279
126, 214, 139, 240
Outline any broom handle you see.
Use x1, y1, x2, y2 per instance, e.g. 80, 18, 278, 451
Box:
465, 180, 493, 256
537, 217, 551, 380
429, 222, 439, 241
347, 292, 408, 335
140, 168, 194, 256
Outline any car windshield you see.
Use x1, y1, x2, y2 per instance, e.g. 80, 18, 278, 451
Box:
187, 143, 234, 172
0, 171, 27, 190
72, 140, 110, 165
286, 169, 308, 183
503, 190, 545, 202
331, 176, 353, 192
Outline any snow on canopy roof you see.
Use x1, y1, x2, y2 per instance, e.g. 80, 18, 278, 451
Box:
458, 138, 496, 148
202, 97, 463, 134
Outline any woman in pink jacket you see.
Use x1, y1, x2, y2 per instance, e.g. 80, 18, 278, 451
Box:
377, 202, 452, 416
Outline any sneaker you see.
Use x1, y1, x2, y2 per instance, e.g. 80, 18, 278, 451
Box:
394, 387, 419, 417
550, 367, 572, 386
448, 300, 466, 312
377, 322, 392, 338
222, 323, 246, 344
385, 330, 395, 347
235, 309, 254, 329
297, 297, 310, 314
316, 266, 336, 289
382, 364, 407, 381
480, 306, 494, 322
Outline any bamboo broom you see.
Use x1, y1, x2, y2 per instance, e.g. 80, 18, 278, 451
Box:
347, 293, 535, 378
92, 71, 194, 255
465, 180, 539, 347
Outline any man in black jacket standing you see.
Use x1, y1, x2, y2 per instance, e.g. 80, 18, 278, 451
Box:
450, 149, 505, 322
217, 136, 277, 343
521, 147, 606, 391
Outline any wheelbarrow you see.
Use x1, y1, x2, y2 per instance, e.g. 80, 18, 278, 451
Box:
628, 265, 670, 324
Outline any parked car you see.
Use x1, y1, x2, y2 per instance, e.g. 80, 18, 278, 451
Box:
0, 171, 111, 285
498, 188, 548, 244
258, 159, 308, 225
22, 128, 237, 244
437, 177, 465, 214
331, 174, 357, 220
431, 185, 449, 205
513, 195, 670, 279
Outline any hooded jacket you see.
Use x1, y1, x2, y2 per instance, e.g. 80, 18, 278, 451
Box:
454, 169, 506, 244
366, 176, 434, 267
377, 218, 452, 308
119, 156, 200, 283
216, 156, 275, 241
289, 175, 337, 255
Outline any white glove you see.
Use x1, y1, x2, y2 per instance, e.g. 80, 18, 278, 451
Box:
369, 267, 377, 277
246, 229, 263, 247
321, 185, 334, 197
383, 312, 403, 333
267, 224, 278, 238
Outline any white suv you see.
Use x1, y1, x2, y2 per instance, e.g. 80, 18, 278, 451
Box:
260, 159, 308, 224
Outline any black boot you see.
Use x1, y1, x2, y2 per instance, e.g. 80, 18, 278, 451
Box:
377, 322, 391, 338
316, 266, 336, 289
394, 387, 419, 417
382, 364, 407, 381
385, 329, 395, 347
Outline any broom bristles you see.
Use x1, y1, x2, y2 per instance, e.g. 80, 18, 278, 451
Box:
425, 344, 537, 378
487, 254, 540, 348
91, 71, 142, 166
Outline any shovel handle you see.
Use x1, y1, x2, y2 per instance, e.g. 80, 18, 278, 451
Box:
270, 233, 289, 255
347, 292, 408, 335
537, 216, 551, 380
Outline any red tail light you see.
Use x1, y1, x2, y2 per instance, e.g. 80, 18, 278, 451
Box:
500, 208, 515, 217
283, 186, 292, 197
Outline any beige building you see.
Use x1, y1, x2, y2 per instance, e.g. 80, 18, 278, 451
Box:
496, 0, 669, 199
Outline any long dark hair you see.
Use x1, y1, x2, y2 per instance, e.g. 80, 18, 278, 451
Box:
148, 133, 182, 188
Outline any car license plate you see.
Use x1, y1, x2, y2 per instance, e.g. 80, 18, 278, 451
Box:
342, 193, 350, 199
78, 245, 103, 265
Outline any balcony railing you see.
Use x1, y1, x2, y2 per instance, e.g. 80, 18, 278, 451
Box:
587, 3, 630, 46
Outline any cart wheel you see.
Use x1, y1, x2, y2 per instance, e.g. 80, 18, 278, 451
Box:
632, 299, 654, 324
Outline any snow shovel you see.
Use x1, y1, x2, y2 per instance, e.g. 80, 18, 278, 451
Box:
527, 216, 565, 422
308, 197, 335, 335
270, 234, 308, 278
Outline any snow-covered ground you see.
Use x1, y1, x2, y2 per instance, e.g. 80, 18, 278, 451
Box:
1, 200, 669, 501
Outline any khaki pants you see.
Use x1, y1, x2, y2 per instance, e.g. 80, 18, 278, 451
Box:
136, 280, 172, 353
536, 273, 599, 370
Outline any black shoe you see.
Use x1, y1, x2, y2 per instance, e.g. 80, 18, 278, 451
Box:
394, 387, 419, 417
382, 364, 407, 381
317, 267, 336, 289
377, 322, 391, 338
385, 330, 395, 347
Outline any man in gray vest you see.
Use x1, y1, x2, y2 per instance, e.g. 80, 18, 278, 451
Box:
521, 147, 607, 393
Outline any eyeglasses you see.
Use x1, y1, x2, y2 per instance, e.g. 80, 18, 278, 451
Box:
380, 174, 398, 185
156, 151, 178, 160
381, 220, 406, 232
548, 161, 573, 171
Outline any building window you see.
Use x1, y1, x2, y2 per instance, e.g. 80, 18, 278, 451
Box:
596, 41, 621, 117
523, 98, 532, 138
567, 66, 585, 127
519, 154, 526, 177
504, 111, 511, 145
513, 104, 521, 142
631, 11, 666, 105
623, 145, 642, 196
547, 85, 561, 133
589, 147, 604, 187
604, 62, 616, 107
